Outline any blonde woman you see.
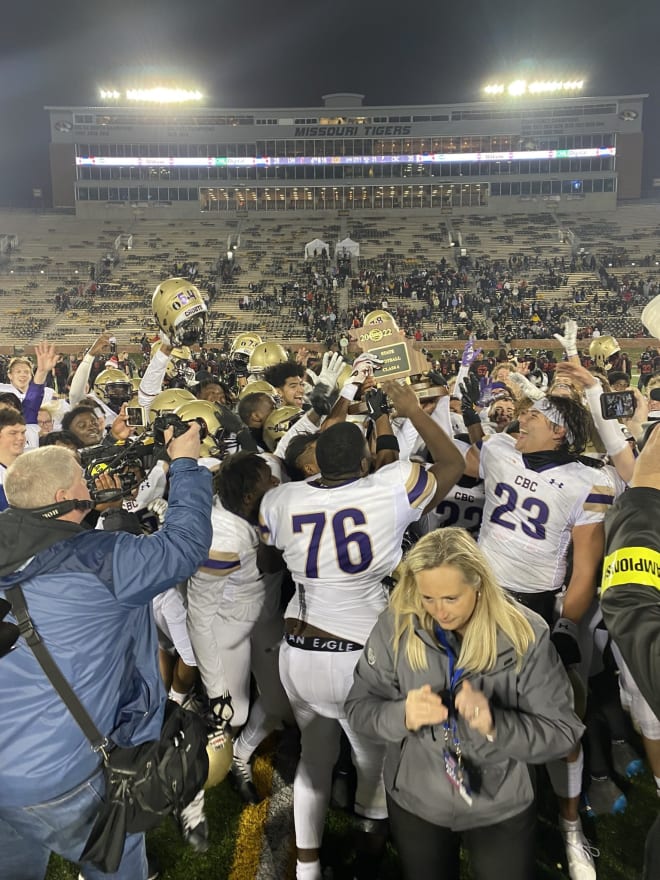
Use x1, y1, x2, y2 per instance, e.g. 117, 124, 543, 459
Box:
346, 527, 583, 880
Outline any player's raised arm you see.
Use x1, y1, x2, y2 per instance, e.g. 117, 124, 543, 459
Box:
382, 380, 464, 509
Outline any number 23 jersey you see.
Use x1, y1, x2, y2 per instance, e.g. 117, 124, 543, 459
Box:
477, 433, 615, 593
259, 460, 437, 644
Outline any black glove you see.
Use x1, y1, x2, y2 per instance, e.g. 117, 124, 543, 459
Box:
551, 618, 582, 667
307, 382, 336, 417
216, 404, 245, 436
209, 692, 234, 731
460, 372, 481, 406
427, 369, 448, 388
459, 374, 482, 428
365, 387, 391, 421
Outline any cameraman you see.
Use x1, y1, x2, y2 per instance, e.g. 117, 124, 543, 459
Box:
0, 423, 212, 880
601, 425, 660, 878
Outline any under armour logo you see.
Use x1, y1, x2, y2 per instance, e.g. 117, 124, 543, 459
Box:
548, 478, 564, 488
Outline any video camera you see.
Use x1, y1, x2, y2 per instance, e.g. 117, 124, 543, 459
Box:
81, 414, 208, 504
80, 439, 157, 504
151, 412, 208, 445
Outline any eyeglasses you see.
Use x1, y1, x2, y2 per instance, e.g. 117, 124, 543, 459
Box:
38, 418, 53, 426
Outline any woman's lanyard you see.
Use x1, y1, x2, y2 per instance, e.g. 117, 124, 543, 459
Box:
435, 624, 473, 805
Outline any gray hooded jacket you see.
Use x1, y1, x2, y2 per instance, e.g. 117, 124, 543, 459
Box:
345, 605, 583, 831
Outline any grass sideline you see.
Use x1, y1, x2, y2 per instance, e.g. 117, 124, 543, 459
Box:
44, 735, 654, 880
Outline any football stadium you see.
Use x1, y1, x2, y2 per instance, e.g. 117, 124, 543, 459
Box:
0, 80, 659, 880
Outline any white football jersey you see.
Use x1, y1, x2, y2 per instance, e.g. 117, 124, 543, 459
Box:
188, 498, 263, 604
259, 460, 437, 644
0, 382, 55, 404
418, 439, 485, 537
477, 433, 615, 593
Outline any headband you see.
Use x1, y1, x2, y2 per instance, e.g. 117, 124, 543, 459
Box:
531, 397, 575, 445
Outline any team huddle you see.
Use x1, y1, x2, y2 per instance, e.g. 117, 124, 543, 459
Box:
1, 276, 660, 880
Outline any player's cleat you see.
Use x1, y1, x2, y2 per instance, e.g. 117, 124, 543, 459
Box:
611, 740, 645, 779
560, 817, 599, 880
583, 776, 627, 817
229, 754, 261, 804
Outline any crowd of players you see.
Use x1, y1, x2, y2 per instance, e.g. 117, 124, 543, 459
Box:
2, 275, 660, 880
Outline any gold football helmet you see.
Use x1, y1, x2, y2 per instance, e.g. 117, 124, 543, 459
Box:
204, 730, 234, 790
237, 380, 277, 400
173, 399, 228, 459
93, 368, 133, 408
247, 342, 289, 376
589, 335, 620, 370
147, 388, 196, 423
262, 405, 304, 452
150, 340, 192, 362
150, 340, 194, 384
363, 309, 399, 330
152, 277, 207, 346
230, 332, 263, 367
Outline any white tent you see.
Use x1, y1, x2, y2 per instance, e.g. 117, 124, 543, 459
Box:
304, 238, 330, 259
335, 236, 360, 258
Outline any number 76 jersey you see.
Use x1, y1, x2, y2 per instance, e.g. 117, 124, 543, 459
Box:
477, 433, 615, 594
258, 461, 437, 645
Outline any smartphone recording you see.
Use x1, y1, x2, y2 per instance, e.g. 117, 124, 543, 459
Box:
599, 391, 636, 420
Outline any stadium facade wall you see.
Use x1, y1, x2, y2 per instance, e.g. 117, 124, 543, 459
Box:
45, 92, 645, 218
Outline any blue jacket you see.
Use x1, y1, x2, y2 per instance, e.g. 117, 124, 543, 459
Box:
0, 457, 213, 807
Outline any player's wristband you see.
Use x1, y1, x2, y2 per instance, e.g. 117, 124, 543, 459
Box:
339, 383, 359, 401
376, 435, 399, 452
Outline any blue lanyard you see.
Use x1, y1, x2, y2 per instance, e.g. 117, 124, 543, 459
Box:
434, 625, 472, 800
434, 624, 464, 698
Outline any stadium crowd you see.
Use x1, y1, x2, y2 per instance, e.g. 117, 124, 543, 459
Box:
2, 277, 660, 880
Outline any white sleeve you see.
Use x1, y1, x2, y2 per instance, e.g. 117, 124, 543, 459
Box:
138, 351, 171, 411
572, 473, 616, 527
274, 412, 319, 461
68, 354, 94, 406
392, 417, 422, 460
257, 490, 280, 546
430, 395, 453, 438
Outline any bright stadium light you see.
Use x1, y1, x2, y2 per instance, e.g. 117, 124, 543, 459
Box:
125, 88, 203, 103
483, 78, 585, 97
98, 87, 203, 103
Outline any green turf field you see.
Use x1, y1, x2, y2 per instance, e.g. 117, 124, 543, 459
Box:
44, 729, 655, 880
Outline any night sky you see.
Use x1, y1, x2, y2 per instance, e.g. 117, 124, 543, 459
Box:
1, 0, 659, 206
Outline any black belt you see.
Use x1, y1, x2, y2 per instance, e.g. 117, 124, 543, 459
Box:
284, 632, 363, 652
507, 588, 559, 628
